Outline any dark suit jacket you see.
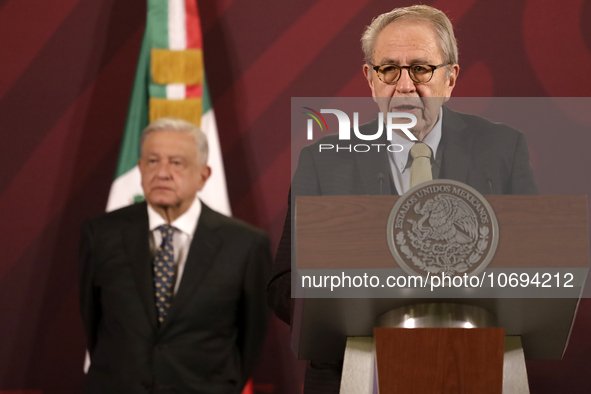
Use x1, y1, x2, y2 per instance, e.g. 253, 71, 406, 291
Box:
80, 201, 271, 394
267, 106, 539, 393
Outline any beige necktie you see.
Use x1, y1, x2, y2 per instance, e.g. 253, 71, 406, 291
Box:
410, 142, 432, 188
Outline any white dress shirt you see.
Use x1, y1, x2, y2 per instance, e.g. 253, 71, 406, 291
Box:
147, 197, 202, 294
388, 108, 443, 195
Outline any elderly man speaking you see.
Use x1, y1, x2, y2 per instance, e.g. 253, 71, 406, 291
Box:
268, 4, 538, 394
80, 117, 271, 394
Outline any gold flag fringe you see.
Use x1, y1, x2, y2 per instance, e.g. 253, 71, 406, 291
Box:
151, 49, 203, 85
149, 98, 203, 126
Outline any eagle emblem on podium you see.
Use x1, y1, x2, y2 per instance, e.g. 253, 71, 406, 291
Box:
387, 180, 498, 276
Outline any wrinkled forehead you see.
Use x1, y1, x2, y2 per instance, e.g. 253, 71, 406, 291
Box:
141, 129, 198, 155
374, 19, 444, 63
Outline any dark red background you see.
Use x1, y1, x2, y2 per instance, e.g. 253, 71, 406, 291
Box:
1, 0, 591, 393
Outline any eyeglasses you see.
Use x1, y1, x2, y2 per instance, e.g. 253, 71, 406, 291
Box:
372, 63, 448, 84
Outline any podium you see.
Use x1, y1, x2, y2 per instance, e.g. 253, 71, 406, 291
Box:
291, 192, 589, 393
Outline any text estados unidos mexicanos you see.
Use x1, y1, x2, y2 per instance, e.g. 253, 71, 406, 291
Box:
301, 272, 575, 292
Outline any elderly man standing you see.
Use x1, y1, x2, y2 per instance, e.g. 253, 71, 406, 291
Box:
80, 117, 271, 394
268, 4, 538, 393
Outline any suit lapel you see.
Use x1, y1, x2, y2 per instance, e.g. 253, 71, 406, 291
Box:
355, 118, 395, 195
122, 203, 158, 329
440, 106, 471, 184
160, 204, 222, 331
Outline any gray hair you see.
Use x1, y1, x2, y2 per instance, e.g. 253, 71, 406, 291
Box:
140, 117, 208, 166
361, 5, 458, 72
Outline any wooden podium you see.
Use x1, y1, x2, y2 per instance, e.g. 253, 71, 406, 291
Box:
291, 194, 589, 393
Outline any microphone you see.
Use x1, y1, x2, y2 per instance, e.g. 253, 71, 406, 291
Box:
377, 173, 385, 195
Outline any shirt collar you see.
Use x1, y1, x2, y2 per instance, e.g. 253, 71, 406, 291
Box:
390, 107, 443, 174
147, 197, 202, 237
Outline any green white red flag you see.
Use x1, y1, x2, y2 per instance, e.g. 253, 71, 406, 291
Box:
105, 0, 231, 215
